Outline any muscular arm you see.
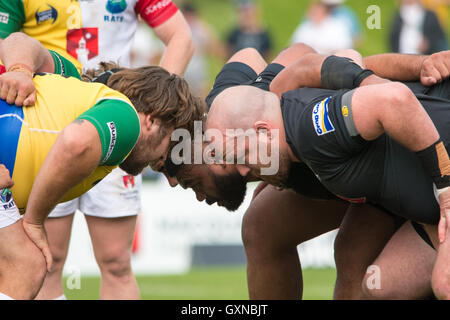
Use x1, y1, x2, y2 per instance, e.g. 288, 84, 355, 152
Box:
23, 120, 102, 225
269, 53, 326, 97
0, 32, 54, 106
363, 53, 426, 82
271, 49, 450, 97
351, 81, 450, 243
153, 11, 194, 75
0, 32, 54, 74
351, 82, 439, 150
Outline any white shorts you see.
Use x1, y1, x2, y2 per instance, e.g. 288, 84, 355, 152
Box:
49, 167, 142, 219
0, 188, 21, 229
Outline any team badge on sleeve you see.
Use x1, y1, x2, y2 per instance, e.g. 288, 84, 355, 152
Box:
312, 97, 334, 136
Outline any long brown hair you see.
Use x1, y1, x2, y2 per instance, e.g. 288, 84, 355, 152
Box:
83, 62, 205, 133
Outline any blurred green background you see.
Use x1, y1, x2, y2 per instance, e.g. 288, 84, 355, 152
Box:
186, 0, 450, 83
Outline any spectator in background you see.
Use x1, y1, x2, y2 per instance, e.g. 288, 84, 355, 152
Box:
130, 22, 165, 68
291, 0, 353, 54
182, 2, 226, 97
390, 0, 448, 55
422, 0, 450, 30
323, 0, 362, 47
227, 0, 272, 60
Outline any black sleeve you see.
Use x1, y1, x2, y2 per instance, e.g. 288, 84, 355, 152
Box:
282, 89, 368, 167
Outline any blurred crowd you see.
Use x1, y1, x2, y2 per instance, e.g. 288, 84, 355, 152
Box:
134, 0, 449, 179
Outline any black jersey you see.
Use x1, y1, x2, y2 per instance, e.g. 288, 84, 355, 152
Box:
281, 87, 450, 224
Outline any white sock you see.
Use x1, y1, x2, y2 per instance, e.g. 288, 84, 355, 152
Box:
53, 294, 67, 300
0, 292, 13, 300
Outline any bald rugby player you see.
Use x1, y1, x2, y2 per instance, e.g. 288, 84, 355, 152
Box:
204, 49, 450, 299
164, 46, 450, 299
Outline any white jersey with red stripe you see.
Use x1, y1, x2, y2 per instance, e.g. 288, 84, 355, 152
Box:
74, 0, 178, 69
0, 0, 178, 70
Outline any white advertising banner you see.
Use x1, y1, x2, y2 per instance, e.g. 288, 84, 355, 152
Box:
63, 179, 337, 276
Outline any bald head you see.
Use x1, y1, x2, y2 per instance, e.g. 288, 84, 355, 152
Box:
206, 85, 280, 132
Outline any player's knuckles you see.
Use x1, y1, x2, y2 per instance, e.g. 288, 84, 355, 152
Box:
0, 86, 9, 99
14, 96, 25, 107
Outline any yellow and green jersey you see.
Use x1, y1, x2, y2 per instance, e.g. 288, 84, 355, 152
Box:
0, 0, 83, 71
0, 0, 179, 70
0, 73, 141, 213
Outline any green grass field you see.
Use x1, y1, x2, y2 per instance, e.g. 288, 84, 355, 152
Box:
63, 267, 336, 300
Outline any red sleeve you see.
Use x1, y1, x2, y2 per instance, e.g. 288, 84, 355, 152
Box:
135, 0, 178, 28
0, 65, 5, 74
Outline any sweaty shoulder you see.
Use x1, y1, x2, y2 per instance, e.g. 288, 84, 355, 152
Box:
136, 0, 178, 28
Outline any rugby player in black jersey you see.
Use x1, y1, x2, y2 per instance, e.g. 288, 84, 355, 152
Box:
165, 46, 450, 297
204, 48, 450, 299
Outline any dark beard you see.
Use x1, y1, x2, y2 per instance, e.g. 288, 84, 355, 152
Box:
119, 149, 146, 176
209, 171, 247, 212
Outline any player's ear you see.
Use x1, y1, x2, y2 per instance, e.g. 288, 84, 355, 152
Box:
254, 121, 272, 139
143, 114, 153, 130
236, 164, 251, 177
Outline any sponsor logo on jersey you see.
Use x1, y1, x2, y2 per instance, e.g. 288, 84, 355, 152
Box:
67, 28, 99, 62
0, 188, 16, 210
106, 0, 128, 14
35, 5, 58, 24
0, 12, 9, 24
341, 105, 349, 117
123, 175, 135, 189
104, 0, 127, 22
145, 0, 172, 16
102, 121, 117, 164
312, 97, 334, 136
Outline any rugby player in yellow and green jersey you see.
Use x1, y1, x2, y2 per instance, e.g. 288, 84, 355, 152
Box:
0, 0, 83, 71
0, 57, 140, 213
0, 32, 201, 300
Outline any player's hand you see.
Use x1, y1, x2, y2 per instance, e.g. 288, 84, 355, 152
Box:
0, 71, 36, 106
22, 218, 53, 272
420, 51, 450, 86
0, 164, 13, 189
438, 188, 450, 244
